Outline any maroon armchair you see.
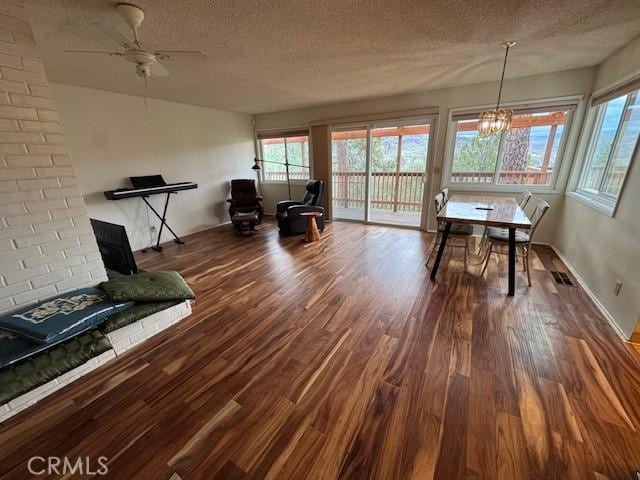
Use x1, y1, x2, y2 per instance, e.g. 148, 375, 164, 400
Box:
227, 179, 263, 232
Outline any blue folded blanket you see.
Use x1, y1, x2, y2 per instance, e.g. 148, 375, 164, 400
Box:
0, 288, 132, 345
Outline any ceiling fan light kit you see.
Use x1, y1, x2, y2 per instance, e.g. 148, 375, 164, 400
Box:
64, 2, 206, 80
478, 41, 516, 136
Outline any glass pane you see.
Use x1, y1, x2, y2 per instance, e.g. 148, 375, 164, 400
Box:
498, 110, 567, 185
261, 136, 310, 181
285, 136, 310, 180
401, 132, 429, 171
332, 128, 367, 221
369, 125, 429, 226
602, 91, 640, 196
451, 120, 500, 183
261, 138, 286, 181
369, 125, 428, 227
581, 95, 626, 191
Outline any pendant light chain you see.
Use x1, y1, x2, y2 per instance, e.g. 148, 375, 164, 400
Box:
496, 42, 512, 110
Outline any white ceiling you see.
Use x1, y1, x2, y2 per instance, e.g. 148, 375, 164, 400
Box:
26, 0, 640, 114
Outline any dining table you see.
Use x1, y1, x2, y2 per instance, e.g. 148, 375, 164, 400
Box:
430, 194, 532, 296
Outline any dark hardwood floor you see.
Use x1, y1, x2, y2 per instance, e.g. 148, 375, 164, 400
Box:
2, 220, 640, 479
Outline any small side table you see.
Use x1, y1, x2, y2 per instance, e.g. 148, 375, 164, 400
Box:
299, 212, 323, 242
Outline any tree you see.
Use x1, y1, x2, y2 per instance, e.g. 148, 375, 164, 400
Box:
453, 133, 500, 173
502, 128, 530, 171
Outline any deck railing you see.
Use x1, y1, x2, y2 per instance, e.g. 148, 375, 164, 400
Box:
330, 170, 553, 212
450, 170, 553, 185
267, 167, 626, 212
264, 171, 309, 182
580, 165, 627, 192
332, 171, 425, 212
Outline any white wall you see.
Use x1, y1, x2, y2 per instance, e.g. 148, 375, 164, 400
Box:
51, 84, 255, 251
255, 67, 597, 242
593, 35, 640, 91
553, 37, 640, 338
0, 1, 106, 314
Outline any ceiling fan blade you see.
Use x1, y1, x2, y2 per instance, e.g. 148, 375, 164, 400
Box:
64, 50, 124, 56
92, 21, 136, 50
152, 62, 171, 77
154, 51, 207, 63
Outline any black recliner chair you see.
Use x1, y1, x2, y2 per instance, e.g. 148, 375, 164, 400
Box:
276, 180, 325, 235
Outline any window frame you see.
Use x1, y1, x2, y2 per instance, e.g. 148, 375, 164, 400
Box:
442, 98, 579, 193
255, 128, 312, 184
569, 89, 639, 217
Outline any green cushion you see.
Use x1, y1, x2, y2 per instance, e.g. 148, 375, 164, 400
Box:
102, 301, 181, 333
100, 271, 195, 303
0, 329, 112, 404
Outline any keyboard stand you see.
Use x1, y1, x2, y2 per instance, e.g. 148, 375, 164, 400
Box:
141, 192, 184, 252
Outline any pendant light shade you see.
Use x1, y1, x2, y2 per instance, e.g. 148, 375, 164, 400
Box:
478, 108, 513, 136
479, 41, 516, 136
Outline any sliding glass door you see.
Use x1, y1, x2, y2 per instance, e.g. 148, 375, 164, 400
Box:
331, 119, 432, 228
331, 127, 368, 222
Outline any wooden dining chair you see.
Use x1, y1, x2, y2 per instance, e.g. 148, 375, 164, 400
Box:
477, 190, 533, 255
426, 190, 473, 271
480, 198, 550, 286
519, 190, 533, 209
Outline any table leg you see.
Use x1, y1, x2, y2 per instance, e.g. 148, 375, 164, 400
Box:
430, 222, 451, 280
305, 216, 321, 242
508, 227, 516, 296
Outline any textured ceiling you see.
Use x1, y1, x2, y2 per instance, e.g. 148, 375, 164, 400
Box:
26, 0, 640, 114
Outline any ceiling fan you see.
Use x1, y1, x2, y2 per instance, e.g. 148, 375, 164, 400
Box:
65, 2, 207, 80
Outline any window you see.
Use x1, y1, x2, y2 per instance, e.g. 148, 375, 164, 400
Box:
575, 89, 639, 213
446, 104, 574, 189
257, 130, 310, 182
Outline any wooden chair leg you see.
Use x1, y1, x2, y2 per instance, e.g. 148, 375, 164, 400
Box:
477, 227, 487, 255
463, 237, 469, 272
525, 246, 532, 287
426, 232, 441, 267
473, 239, 490, 265
479, 237, 492, 264
481, 243, 492, 276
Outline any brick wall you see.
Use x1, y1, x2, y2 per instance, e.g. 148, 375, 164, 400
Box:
0, 0, 106, 313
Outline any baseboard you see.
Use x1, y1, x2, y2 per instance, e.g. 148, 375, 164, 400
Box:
189, 220, 232, 233
550, 244, 627, 341
136, 221, 232, 254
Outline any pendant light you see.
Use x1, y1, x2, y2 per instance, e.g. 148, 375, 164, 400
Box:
479, 41, 516, 136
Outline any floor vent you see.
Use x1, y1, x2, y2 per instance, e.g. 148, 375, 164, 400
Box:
551, 271, 574, 287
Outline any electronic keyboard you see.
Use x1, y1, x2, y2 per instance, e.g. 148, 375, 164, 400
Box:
104, 181, 197, 200
103, 175, 198, 251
